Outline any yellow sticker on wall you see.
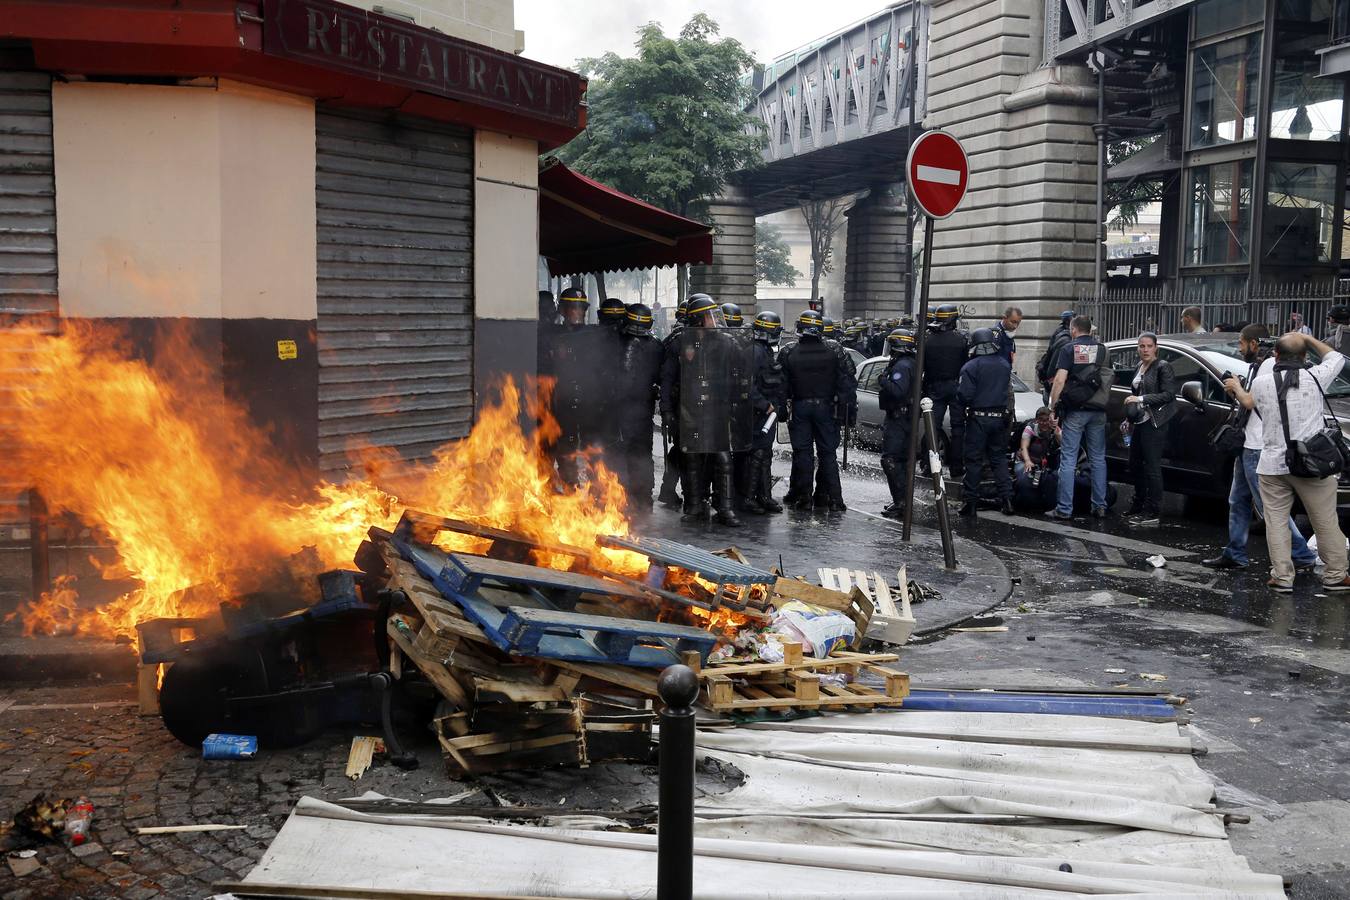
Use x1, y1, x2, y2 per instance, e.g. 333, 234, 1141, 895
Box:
277, 340, 298, 360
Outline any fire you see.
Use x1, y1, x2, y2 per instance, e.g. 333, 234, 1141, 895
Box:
0, 322, 643, 643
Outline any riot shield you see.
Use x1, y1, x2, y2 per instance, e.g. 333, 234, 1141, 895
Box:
545, 325, 622, 444
678, 327, 754, 454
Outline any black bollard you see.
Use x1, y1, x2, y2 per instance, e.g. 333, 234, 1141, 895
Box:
920, 399, 958, 570
657, 664, 699, 900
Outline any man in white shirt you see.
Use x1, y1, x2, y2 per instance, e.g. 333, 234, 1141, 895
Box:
1236, 333, 1349, 592
1206, 325, 1318, 571
1181, 306, 1206, 334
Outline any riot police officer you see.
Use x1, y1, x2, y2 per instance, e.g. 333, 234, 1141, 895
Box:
656, 298, 690, 508
661, 293, 741, 526
878, 328, 918, 520
721, 302, 744, 327
957, 328, 1014, 517
822, 317, 838, 341
614, 303, 663, 512
924, 303, 969, 477
559, 286, 588, 328
598, 297, 627, 331
780, 309, 857, 512
746, 311, 786, 514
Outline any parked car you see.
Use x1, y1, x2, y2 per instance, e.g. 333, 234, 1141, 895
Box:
852, 355, 1042, 452
1101, 334, 1350, 507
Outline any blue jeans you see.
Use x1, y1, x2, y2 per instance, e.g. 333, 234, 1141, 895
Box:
1057, 410, 1107, 515
1225, 448, 1317, 567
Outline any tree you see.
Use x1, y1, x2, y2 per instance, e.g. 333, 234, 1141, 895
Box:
799, 197, 849, 301
1106, 136, 1163, 234
557, 14, 765, 298
755, 224, 800, 287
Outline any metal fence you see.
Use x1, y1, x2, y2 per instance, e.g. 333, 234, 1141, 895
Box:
1077, 282, 1349, 342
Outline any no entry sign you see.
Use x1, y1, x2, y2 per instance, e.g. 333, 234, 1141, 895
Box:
906, 130, 969, 220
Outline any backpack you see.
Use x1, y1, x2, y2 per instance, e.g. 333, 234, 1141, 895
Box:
1038, 330, 1071, 385
1061, 342, 1109, 411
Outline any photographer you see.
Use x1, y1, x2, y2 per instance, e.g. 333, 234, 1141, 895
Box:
1203, 325, 1319, 573
1231, 331, 1349, 593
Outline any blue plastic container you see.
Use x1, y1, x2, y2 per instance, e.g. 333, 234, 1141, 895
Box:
202, 733, 258, 760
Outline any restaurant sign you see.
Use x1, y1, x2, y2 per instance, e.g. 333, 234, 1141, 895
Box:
263, 0, 582, 129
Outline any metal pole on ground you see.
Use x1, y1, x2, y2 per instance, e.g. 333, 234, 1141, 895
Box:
921, 398, 957, 569
902, 215, 935, 542
656, 664, 698, 900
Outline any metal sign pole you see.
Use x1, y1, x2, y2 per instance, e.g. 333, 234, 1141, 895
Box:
921, 398, 958, 569
901, 215, 935, 542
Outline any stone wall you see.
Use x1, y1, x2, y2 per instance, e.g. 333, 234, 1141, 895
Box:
689, 186, 758, 313
842, 183, 910, 321
924, 0, 1098, 377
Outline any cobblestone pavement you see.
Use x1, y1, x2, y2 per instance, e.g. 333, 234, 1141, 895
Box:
0, 684, 507, 899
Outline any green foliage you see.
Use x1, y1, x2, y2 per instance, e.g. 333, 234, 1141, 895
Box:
756, 224, 800, 287
1106, 136, 1163, 234
557, 14, 765, 218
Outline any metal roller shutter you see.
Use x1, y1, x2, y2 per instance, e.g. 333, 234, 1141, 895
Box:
0, 69, 57, 525
315, 107, 474, 476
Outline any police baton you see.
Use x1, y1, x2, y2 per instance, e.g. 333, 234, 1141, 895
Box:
921, 397, 958, 570
840, 400, 851, 471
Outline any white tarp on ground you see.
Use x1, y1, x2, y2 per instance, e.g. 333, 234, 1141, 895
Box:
240, 710, 1284, 898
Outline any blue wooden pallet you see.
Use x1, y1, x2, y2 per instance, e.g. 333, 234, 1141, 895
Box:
392, 538, 717, 669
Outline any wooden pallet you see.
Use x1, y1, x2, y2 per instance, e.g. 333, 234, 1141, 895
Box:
692, 643, 910, 712
818, 566, 916, 646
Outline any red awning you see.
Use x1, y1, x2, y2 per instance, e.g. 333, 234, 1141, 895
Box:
538, 158, 713, 277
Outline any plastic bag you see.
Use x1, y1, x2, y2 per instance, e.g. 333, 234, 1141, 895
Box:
771, 600, 855, 657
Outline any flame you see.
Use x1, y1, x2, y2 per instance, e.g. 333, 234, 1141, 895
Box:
0, 321, 643, 643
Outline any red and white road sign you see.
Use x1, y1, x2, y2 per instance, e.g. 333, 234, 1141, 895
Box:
906, 130, 969, 220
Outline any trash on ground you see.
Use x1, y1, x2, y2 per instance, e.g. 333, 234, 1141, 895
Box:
14, 795, 69, 842
202, 734, 258, 760
1139, 673, 1168, 681
1146, 555, 1166, 568
64, 796, 93, 846
952, 626, 1009, 633
345, 736, 384, 780
6, 850, 40, 878
134, 824, 248, 835
1104, 668, 1127, 674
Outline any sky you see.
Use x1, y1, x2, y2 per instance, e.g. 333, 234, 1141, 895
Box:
515, 0, 890, 72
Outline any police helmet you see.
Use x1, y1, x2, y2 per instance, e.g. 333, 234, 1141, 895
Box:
720, 302, 744, 327
624, 303, 654, 336
559, 287, 588, 306
933, 304, 960, 330
822, 317, 837, 336
968, 327, 1000, 357
686, 293, 721, 327
796, 309, 825, 337
752, 310, 782, 342
887, 328, 917, 356
1124, 398, 1148, 425
1060, 309, 1075, 322
675, 299, 690, 325
598, 297, 627, 325
845, 323, 864, 339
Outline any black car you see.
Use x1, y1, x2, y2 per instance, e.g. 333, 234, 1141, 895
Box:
1101, 334, 1350, 507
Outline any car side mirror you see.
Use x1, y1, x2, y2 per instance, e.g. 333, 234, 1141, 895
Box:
1180, 380, 1207, 410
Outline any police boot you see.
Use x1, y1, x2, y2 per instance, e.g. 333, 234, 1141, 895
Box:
757, 451, 783, 513
959, 499, 978, 517
742, 454, 766, 515
880, 458, 907, 519
712, 456, 741, 528
680, 459, 709, 522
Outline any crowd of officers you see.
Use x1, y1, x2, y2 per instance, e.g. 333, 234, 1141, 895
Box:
537, 287, 1026, 528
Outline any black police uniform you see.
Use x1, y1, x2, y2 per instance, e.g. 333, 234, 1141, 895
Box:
923, 328, 968, 476
780, 337, 857, 510
746, 337, 786, 513
879, 350, 917, 517
657, 325, 685, 507
957, 346, 1014, 513
616, 329, 664, 510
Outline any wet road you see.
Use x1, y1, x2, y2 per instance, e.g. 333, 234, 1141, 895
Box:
821, 451, 1349, 896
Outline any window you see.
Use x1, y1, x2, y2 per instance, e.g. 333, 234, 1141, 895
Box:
1185, 160, 1254, 266
858, 362, 882, 392
1264, 161, 1338, 265
1194, 0, 1264, 38
1190, 34, 1262, 148
1159, 348, 1228, 401
1270, 22, 1345, 141
1109, 346, 1140, 387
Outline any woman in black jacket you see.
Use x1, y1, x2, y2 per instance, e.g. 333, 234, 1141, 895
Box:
1122, 332, 1177, 526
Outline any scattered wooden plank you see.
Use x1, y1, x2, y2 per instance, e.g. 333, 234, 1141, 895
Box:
345, 736, 380, 780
